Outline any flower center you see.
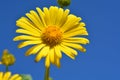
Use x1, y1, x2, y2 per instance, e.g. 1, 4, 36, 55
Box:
41, 26, 62, 47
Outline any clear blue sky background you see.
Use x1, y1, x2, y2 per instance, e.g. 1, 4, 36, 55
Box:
0, 0, 120, 80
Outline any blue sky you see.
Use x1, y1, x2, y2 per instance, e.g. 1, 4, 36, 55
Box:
0, 0, 120, 80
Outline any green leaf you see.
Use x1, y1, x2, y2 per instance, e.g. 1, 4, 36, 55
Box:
20, 74, 32, 80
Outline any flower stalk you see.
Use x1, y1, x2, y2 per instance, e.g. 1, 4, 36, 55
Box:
44, 67, 50, 80
5, 66, 9, 72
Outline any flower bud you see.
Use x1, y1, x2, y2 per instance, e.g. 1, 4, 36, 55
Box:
57, 0, 71, 8
1, 49, 16, 66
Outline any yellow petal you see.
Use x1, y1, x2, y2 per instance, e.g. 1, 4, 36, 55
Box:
3, 72, 11, 80
57, 9, 70, 28
54, 54, 61, 68
49, 6, 58, 25
30, 10, 45, 30
62, 42, 86, 52
59, 9, 70, 27
16, 18, 41, 33
80, 22, 86, 27
43, 7, 51, 25
18, 40, 42, 48
13, 35, 40, 41
26, 13, 43, 31
61, 14, 81, 32
25, 44, 46, 56
15, 77, 22, 80
36, 7, 46, 27
63, 23, 80, 33
59, 44, 75, 59
63, 30, 88, 38
63, 37, 89, 44
16, 29, 40, 37
63, 23, 86, 33
49, 48, 55, 64
54, 46, 62, 58
0, 61, 2, 64
0, 72, 3, 80
45, 54, 50, 68
61, 44, 78, 56
9, 74, 19, 80
55, 8, 64, 26
64, 27, 87, 35
56, 58, 61, 68
35, 46, 50, 62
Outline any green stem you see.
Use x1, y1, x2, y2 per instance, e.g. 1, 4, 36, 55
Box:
44, 67, 50, 80
6, 66, 9, 72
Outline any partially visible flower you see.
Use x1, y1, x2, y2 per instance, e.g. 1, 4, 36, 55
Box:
13, 6, 89, 68
0, 72, 22, 80
57, 0, 71, 8
1, 49, 16, 66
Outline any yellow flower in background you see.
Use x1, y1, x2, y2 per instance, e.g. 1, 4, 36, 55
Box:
0, 72, 22, 80
1, 49, 16, 66
13, 6, 89, 68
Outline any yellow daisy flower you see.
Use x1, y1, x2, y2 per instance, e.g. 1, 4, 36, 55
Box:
13, 6, 89, 68
0, 72, 22, 80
